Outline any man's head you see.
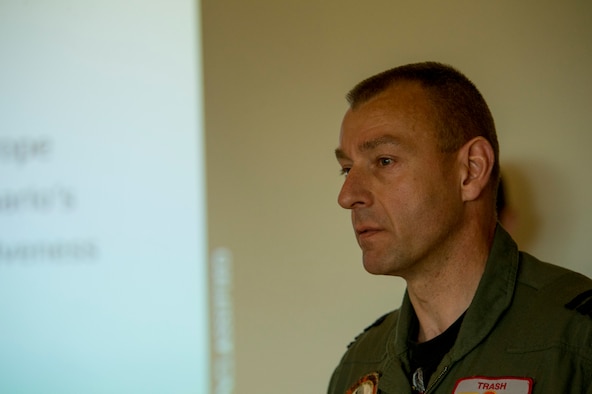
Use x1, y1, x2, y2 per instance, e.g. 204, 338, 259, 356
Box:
346, 61, 499, 186
335, 62, 499, 277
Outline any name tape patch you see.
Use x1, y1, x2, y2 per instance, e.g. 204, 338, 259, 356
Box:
453, 376, 533, 394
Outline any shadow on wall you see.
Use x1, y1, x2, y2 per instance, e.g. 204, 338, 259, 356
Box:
498, 160, 570, 251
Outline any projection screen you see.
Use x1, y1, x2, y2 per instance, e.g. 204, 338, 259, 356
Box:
0, 1, 209, 392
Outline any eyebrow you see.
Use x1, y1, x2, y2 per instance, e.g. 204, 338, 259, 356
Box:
335, 135, 401, 160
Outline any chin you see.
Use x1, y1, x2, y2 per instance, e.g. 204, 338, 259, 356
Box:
362, 252, 406, 276
362, 258, 393, 276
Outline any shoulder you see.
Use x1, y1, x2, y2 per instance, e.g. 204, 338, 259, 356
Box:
328, 310, 399, 393
340, 310, 398, 362
347, 311, 393, 347
517, 252, 592, 308
512, 253, 592, 352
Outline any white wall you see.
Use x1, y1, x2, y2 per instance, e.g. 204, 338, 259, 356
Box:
203, 1, 592, 392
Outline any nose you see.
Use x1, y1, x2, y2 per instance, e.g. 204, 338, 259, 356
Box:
337, 168, 372, 209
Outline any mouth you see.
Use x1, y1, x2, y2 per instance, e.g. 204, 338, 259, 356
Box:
355, 226, 382, 239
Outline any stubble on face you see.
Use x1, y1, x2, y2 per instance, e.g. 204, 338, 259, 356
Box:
338, 82, 463, 279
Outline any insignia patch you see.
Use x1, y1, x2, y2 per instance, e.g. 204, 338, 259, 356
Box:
452, 376, 533, 394
346, 372, 379, 394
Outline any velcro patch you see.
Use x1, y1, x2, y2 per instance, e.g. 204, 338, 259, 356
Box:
453, 376, 533, 394
346, 372, 379, 394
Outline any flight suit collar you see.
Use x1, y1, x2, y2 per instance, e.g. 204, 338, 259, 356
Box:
386, 225, 520, 389
451, 225, 519, 362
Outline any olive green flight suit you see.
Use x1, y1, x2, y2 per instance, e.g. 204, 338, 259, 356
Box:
328, 227, 592, 393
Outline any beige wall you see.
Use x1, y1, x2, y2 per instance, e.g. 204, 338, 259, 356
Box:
203, 1, 592, 392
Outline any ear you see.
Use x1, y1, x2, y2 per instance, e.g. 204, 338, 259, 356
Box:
459, 137, 495, 202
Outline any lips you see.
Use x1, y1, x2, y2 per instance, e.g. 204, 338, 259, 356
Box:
355, 225, 383, 239
353, 214, 384, 242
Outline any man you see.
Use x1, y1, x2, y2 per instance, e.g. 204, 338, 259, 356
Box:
329, 62, 592, 394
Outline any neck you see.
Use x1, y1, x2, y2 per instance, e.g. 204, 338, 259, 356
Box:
405, 218, 496, 343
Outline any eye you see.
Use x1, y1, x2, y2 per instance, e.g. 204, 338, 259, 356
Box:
378, 157, 394, 167
339, 167, 351, 177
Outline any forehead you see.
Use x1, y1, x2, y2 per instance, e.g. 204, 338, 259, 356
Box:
339, 82, 439, 150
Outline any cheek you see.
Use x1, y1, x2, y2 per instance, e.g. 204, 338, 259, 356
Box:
387, 178, 447, 223
421, 178, 463, 226
379, 183, 421, 222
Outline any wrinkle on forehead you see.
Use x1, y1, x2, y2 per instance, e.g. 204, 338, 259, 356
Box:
358, 135, 402, 152
335, 134, 402, 161
338, 83, 439, 153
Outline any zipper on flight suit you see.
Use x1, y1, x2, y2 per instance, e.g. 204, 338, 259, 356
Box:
424, 366, 449, 394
